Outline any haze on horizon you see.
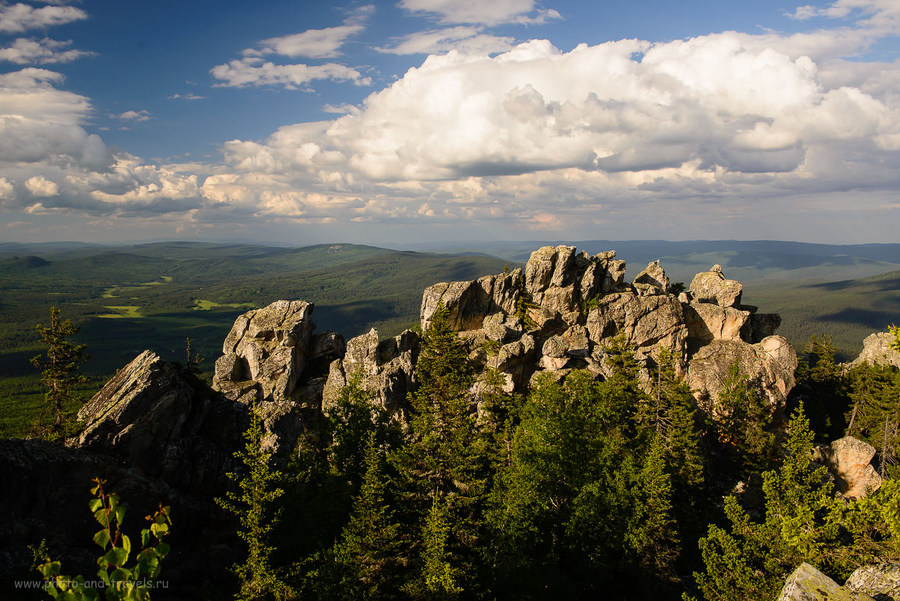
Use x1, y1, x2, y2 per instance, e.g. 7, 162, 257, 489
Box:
0, 0, 898, 247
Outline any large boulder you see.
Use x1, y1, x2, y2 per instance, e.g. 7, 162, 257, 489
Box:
817, 436, 882, 499
851, 332, 900, 369
846, 563, 900, 600
421, 270, 522, 332
683, 302, 751, 351
690, 264, 743, 307
213, 300, 316, 405
687, 335, 797, 413
777, 563, 874, 601
633, 260, 669, 296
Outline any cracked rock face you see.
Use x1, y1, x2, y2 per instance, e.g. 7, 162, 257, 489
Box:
213, 300, 316, 405
322, 328, 420, 418
776, 563, 875, 601
851, 331, 900, 370
75, 350, 243, 493
212, 300, 344, 454
687, 336, 798, 414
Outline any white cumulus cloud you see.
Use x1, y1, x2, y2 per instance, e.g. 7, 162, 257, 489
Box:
25, 175, 58, 196
211, 58, 371, 89
0, 37, 94, 64
0, 3, 87, 33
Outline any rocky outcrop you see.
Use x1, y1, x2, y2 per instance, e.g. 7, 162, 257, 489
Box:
212, 300, 344, 453
417, 246, 796, 420
851, 332, 900, 369
812, 436, 882, 499
213, 300, 317, 405
777, 563, 875, 601
75, 350, 243, 493
322, 328, 420, 416
421, 270, 521, 332
687, 336, 797, 413
846, 563, 900, 600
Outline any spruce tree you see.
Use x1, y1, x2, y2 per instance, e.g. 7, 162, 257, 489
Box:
392, 301, 487, 595
333, 432, 404, 600
216, 401, 291, 601
31, 306, 88, 437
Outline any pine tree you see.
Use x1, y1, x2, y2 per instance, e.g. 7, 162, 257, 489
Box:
31, 306, 88, 437
694, 403, 850, 601
712, 361, 777, 475
794, 335, 850, 440
845, 363, 900, 476
419, 495, 461, 600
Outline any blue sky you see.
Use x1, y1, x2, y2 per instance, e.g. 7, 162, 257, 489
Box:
0, 0, 898, 246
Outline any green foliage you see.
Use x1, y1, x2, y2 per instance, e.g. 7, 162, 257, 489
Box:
793, 335, 850, 440
331, 433, 404, 600
488, 370, 681, 598
513, 275, 537, 329
36, 478, 171, 601
647, 347, 704, 492
419, 495, 462, 599
845, 362, 900, 476
694, 402, 900, 601
216, 401, 292, 601
30, 306, 89, 438
392, 301, 490, 595
711, 362, 777, 475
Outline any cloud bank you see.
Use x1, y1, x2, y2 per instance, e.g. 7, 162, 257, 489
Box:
1, 0, 898, 243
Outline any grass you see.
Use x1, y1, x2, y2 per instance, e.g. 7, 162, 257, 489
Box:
99, 305, 143, 318
193, 299, 255, 311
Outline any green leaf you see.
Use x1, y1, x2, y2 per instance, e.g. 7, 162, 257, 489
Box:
103, 546, 128, 568
93, 529, 110, 549
94, 508, 109, 528
140, 529, 150, 548
115, 504, 126, 526
155, 541, 170, 557
88, 498, 102, 513
121, 534, 131, 556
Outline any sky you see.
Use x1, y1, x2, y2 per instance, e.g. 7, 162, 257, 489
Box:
0, 0, 898, 246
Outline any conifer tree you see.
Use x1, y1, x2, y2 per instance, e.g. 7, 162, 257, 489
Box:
217, 401, 291, 601
393, 301, 487, 595
712, 362, 777, 475
648, 346, 704, 491
31, 306, 88, 437
695, 403, 850, 601
333, 432, 404, 600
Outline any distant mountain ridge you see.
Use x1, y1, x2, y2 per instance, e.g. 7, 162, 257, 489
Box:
408, 239, 900, 284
